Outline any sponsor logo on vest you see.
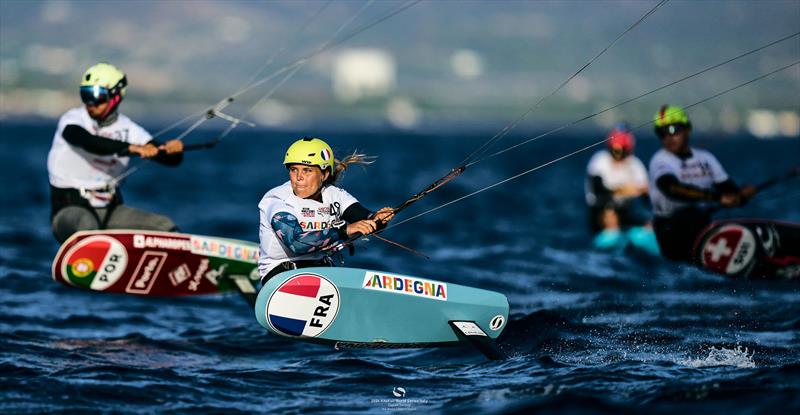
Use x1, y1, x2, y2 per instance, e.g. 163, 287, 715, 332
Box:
300, 221, 334, 230
329, 202, 341, 219
266, 273, 339, 337
678, 160, 714, 181
126, 251, 167, 294
133, 234, 192, 251
168, 263, 191, 286
362, 272, 448, 301
61, 235, 128, 291
301, 207, 315, 218
190, 236, 259, 263
701, 224, 756, 275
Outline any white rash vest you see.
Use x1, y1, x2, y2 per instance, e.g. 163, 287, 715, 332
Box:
258, 181, 358, 278
648, 147, 729, 217
584, 150, 649, 206
47, 107, 152, 207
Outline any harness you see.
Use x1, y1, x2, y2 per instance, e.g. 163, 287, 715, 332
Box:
261, 257, 334, 286
78, 184, 117, 204
50, 185, 122, 227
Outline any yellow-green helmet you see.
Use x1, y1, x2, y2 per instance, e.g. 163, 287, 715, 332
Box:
283, 137, 334, 171
80, 62, 127, 99
654, 104, 691, 132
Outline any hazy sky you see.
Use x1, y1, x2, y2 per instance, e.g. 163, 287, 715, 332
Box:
1, 0, 798, 133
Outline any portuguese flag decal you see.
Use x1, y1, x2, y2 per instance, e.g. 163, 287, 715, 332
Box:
61, 236, 128, 290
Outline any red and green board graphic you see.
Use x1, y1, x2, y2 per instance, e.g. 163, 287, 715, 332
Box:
61, 235, 128, 290
52, 230, 260, 296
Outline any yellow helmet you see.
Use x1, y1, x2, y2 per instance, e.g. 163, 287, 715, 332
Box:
80, 62, 127, 99
653, 104, 691, 135
283, 137, 334, 171
79, 63, 127, 123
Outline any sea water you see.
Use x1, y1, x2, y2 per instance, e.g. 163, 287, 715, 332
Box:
1, 120, 799, 413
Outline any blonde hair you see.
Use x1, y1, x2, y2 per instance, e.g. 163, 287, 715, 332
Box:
325, 151, 376, 185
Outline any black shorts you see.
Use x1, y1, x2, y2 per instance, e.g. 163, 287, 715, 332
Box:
653, 208, 712, 262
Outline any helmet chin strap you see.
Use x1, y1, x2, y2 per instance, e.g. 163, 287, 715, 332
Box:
95, 95, 122, 125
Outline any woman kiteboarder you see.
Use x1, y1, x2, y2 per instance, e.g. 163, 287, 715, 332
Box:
257, 137, 395, 285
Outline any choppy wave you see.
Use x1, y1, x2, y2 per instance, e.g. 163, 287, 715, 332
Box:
678, 346, 756, 369
1, 124, 799, 413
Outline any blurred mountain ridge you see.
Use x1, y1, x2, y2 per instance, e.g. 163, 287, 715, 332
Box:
1, 0, 798, 136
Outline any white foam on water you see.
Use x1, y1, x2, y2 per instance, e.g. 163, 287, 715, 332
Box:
678, 345, 756, 369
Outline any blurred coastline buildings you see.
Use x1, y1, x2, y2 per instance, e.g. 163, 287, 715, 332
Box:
1, 0, 798, 138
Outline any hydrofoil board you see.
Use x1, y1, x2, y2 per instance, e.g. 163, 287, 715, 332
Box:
52, 230, 260, 296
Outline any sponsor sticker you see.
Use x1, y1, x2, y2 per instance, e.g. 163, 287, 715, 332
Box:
701, 224, 756, 275
451, 321, 487, 337
248, 267, 260, 281
190, 236, 259, 263
362, 272, 447, 301
490, 315, 505, 331
301, 207, 315, 218
266, 273, 339, 337
133, 234, 191, 251
168, 263, 191, 286
320, 148, 331, 161
187, 259, 210, 291
71, 258, 95, 278
194, 263, 225, 291
126, 251, 167, 294
61, 235, 128, 290
755, 224, 779, 256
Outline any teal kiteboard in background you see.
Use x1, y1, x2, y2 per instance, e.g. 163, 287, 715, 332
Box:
255, 267, 509, 358
592, 226, 660, 256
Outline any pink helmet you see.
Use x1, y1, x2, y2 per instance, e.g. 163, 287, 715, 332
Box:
607, 126, 635, 155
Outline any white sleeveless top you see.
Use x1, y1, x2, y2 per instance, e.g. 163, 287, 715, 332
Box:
584, 150, 648, 206
47, 107, 152, 206
648, 147, 729, 217
257, 181, 358, 277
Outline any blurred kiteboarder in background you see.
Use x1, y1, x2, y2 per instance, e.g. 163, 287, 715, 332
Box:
585, 125, 659, 255
648, 105, 757, 262
47, 62, 185, 243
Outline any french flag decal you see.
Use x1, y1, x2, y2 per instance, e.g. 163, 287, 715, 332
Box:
320, 148, 331, 161
266, 273, 340, 337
